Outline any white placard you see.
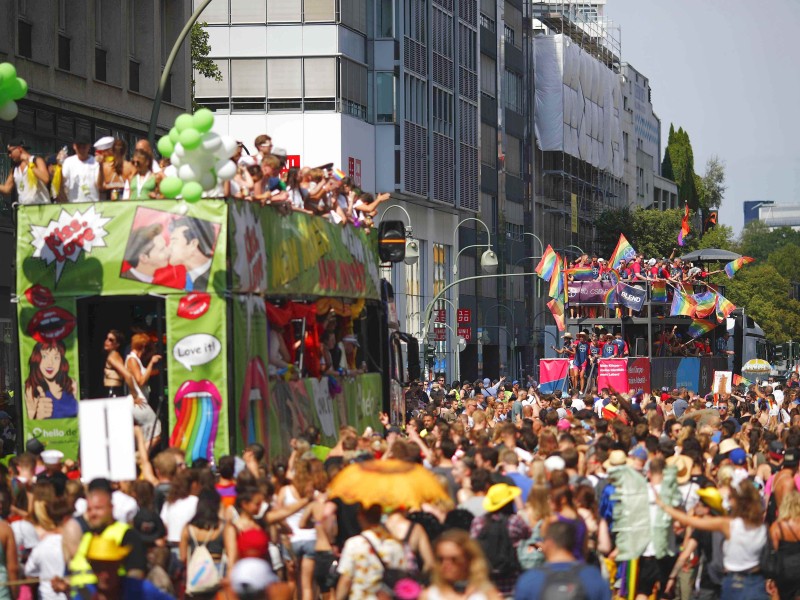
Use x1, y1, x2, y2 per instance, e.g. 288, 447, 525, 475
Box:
79, 397, 136, 482
712, 371, 733, 396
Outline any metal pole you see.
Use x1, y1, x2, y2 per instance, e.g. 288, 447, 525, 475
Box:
148, 0, 213, 146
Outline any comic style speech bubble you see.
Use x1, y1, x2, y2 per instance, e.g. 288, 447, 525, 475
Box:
30, 206, 112, 282
173, 333, 221, 371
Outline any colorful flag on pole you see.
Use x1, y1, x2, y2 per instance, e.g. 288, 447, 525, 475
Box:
670, 291, 697, 317
650, 280, 668, 303
715, 293, 736, 322
678, 203, 690, 247
692, 291, 717, 319
609, 234, 637, 269
724, 256, 755, 279
549, 254, 563, 300
604, 285, 618, 308
547, 298, 566, 331
535, 245, 558, 281
732, 374, 751, 387
567, 266, 595, 281
687, 318, 717, 339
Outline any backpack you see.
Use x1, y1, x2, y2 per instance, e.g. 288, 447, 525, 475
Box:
477, 515, 520, 577
360, 533, 412, 595
186, 529, 221, 595
517, 519, 545, 571
540, 563, 586, 600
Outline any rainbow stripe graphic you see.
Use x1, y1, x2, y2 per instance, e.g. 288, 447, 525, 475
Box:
687, 318, 717, 339
715, 293, 736, 322
547, 298, 565, 331
535, 245, 558, 281
692, 291, 717, 319
604, 285, 618, 308
670, 292, 697, 317
549, 253, 564, 300
650, 280, 668, 303
609, 233, 637, 269
170, 380, 223, 465
732, 374, 751, 387
332, 168, 347, 181
724, 256, 755, 279
567, 266, 595, 281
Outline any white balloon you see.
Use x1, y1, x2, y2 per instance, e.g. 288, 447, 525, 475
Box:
0, 100, 18, 121
179, 163, 202, 183
172, 142, 186, 159
218, 136, 238, 159
201, 132, 222, 153
216, 160, 237, 181
199, 170, 217, 190
170, 153, 183, 167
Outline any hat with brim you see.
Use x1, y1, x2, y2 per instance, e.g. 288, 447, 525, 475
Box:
666, 454, 693, 484
603, 449, 633, 471
93, 136, 114, 151
718, 438, 740, 455
562, 333, 573, 339
86, 535, 132, 562
41, 450, 64, 465
697, 487, 726, 515
483, 483, 521, 513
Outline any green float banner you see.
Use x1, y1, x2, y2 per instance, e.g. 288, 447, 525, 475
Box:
229, 203, 381, 300
17, 296, 81, 458
17, 200, 228, 297
166, 293, 229, 464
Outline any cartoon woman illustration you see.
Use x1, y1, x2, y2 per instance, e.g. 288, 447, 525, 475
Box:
24, 341, 78, 420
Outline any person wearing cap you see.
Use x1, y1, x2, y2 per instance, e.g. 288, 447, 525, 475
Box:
1, 138, 51, 204
67, 479, 147, 588
470, 483, 530, 595
766, 446, 800, 515
59, 135, 100, 203
38, 449, 68, 496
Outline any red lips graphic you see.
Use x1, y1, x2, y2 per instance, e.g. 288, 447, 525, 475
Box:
27, 306, 76, 343
24, 285, 55, 309
177, 293, 211, 320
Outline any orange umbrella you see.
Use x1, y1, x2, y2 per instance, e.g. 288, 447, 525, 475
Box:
327, 459, 450, 510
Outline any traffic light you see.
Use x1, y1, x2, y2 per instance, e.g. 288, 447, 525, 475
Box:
378, 220, 406, 263
424, 344, 435, 367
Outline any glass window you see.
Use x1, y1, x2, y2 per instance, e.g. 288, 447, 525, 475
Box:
341, 0, 367, 34
481, 124, 496, 167
341, 59, 368, 119
376, 72, 395, 123
376, 0, 393, 37
267, 58, 302, 97
58, 35, 71, 71
195, 59, 229, 97
197, 0, 229, 24
480, 0, 495, 20
268, 0, 301, 22
503, 69, 522, 113
504, 5, 521, 47
230, 0, 265, 23
480, 54, 495, 96
505, 134, 521, 175
304, 57, 336, 97
231, 59, 266, 96
304, 0, 336, 22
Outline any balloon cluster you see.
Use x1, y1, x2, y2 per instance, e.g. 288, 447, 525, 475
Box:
156, 108, 238, 201
0, 63, 28, 121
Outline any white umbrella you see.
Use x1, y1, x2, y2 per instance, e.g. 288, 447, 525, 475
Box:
742, 359, 772, 376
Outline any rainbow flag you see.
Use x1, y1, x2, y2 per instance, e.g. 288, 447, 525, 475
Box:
547, 298, 566, 331
724, 256, 755, 279
687, 318, 717, 339
549, 254, 564, 300
692, 291, 717, 319
732, 374, 752, 387
604, 285, 618, 308
605, 268, 621, 285
567, 266, 595, 281
678, 203, 690, 246
609, 233, 637, 269
670, 291, 697, 317
332, 168, 347, 181
535, 245, 558, 281
650, 280, 668, 303
715, 293, 736, 322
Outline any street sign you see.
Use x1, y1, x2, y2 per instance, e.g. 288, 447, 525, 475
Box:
457, 326, 471, 342
457, 309, 471, 323
434, 327, 446, 342
434, 309, 447, 323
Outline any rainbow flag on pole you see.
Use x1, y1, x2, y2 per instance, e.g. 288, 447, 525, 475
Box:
535, 245, 558, 281
687, 318, 717, 339
567, 266, 595, 281
732, 374, 751, 387
678, 203, 690, 246
715, 293, 736, 322
549, 254, 564, 300
609, 234, 637, 269
650, 280, 668, 303
724, 256, 755, 279
547, 298, 566, 331
692, 291, 717, 319
670, 291, 697, 317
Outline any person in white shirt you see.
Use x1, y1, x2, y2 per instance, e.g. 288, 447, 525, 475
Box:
0, 138, 50, 205
59, 137, 99, 202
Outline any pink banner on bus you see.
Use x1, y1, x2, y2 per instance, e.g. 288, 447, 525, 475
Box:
597, 358, 629, 392
627, 358, 651, 392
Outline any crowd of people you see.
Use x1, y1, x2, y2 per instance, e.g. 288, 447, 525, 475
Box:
0, 370, 799, 599
2, 133, 388, 230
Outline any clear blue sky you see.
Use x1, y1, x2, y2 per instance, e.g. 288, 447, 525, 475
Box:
609, 0, 800, 236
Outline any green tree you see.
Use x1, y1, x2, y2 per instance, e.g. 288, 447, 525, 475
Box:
700, 156, 726, 210
768, 244, 800, 284
662, 125, 699, 210
191, 22, 222, 110
630, 208, 684, 259
739, 221, 800, 262
594, 207, 634, 257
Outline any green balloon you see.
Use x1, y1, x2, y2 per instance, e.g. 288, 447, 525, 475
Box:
182, 181, 203, 202
0, 63, 17, 83
159, 176, 183, 198
192, 108, 214, 133
157, 136, 174, 158
9, 78, 27, 100
179, 128, 201, 150
175, 113, 194, 133
168, 127, 180, 144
